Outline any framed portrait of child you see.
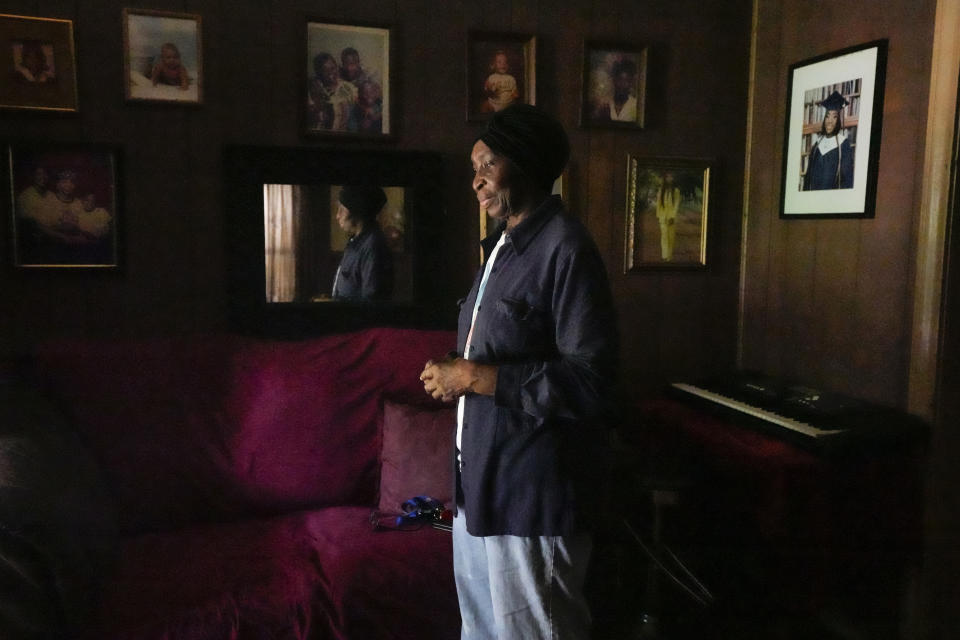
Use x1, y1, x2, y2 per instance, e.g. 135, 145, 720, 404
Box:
466, 31, 536, 122
122, 8, 203, 104
0, 13, 78, 112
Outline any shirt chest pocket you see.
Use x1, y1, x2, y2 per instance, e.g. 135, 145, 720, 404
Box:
493, 297, 550, 354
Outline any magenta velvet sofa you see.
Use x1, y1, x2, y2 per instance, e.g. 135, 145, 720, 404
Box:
33, 327, 461, 639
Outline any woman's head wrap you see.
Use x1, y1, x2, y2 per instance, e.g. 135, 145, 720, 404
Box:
339, 185, 387, 223
478, 104, 569, 192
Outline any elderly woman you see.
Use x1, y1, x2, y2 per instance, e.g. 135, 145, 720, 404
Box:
331, 184, 393, 301
420, 104, 619, 640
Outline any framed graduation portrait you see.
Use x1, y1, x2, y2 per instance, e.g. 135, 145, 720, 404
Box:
780, 40, 887, 218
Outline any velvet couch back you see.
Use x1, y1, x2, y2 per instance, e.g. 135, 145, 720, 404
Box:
35, 328, 456, 535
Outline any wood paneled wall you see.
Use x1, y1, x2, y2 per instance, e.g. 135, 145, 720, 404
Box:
742, 0, 937, 406
0, 0, 752, 398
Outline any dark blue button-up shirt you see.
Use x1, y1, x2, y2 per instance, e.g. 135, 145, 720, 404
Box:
332, 224, 393, 301
456, 195, 618, 536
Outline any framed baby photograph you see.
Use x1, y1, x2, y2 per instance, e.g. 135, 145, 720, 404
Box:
7, 143, 121, 269
122, 8, 203, 104
581, 41, 647, 129
466, 31, 536, 122
304, 19, 392, 139
624, 156, 711, 271
780, 40, 887, 218
0, 14, 78, 113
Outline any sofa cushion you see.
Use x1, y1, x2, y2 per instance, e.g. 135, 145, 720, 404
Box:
35, 328, 456, 534
92, 507, 458, 640
378, 400, 455, 513
92, 511, 324, 639
304, 506, 460, 640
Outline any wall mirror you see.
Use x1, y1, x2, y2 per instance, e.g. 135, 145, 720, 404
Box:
224, 145, 447, 336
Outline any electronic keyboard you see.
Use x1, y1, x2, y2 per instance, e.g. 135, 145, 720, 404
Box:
667, 373, 928, 453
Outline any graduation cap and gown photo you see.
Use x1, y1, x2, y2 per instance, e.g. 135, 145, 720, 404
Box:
803, 90, 855, 191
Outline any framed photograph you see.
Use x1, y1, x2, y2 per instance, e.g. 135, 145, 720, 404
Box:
7, 143, 121, 269
780, 40, 887, 218
581, 41, 647, 129
624, 156, 711, 270
122, 9, 202, 104
466, 31, 535, 121
0, 14, 78, 112
304, 19, 392, 138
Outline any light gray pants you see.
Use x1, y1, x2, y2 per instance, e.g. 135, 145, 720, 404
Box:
453, 510, 593, 640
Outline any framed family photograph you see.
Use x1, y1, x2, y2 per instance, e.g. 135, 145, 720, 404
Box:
581, 41, 647, 129
0, 14, 78, 112
304, 19, 392, 138
122, 8, 203, 104
780, 40, 887, 218
8, 143, 121, 269
466, 31, 535, 121
624, 156, 711, 271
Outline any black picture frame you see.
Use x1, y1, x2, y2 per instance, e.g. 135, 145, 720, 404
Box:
580, 40, 647, 129
465, 31, 536, 121
780, 40, 887, 218
7, 142, 121, 269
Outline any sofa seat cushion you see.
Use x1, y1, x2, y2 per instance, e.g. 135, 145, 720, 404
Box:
303, 506, 460, 640
93, 511, 324, 639
93, 507, 458, 640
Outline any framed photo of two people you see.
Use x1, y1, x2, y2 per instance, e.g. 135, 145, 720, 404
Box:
304, 19, 392, 138
780, 40, 887, 218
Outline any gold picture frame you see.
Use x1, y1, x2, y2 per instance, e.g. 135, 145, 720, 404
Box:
0, 13, 78, 113
624, 156, 711, 270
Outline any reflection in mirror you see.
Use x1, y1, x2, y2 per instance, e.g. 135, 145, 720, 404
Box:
263, 184, 411, 303
225, 145, 447, 337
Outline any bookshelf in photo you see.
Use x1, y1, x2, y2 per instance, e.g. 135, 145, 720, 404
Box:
798, 78, 861, 188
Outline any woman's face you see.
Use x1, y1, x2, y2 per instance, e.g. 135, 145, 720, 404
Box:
472, 140, 517, 222
824, 109, 839, 135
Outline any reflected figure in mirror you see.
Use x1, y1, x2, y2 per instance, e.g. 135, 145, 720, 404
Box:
331, 185, 393, 301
